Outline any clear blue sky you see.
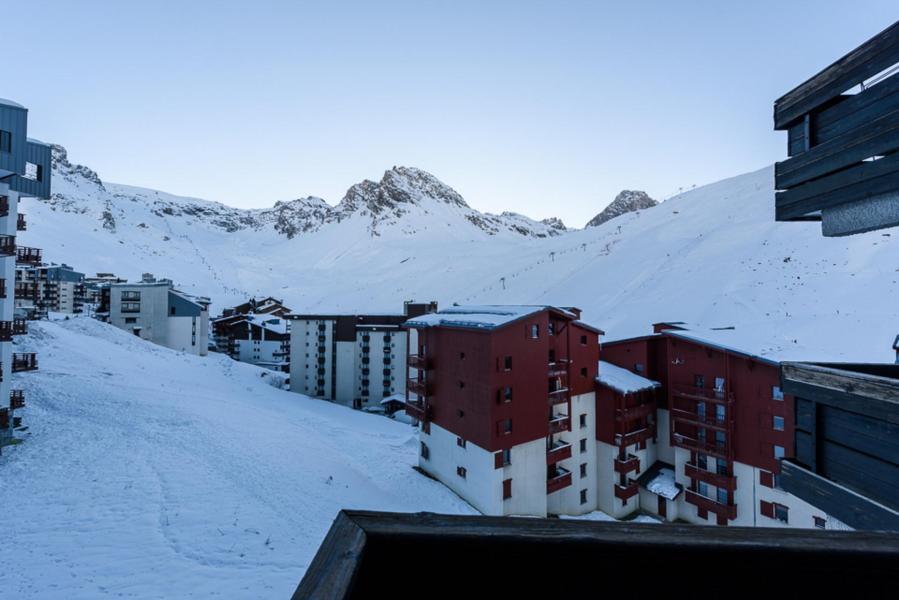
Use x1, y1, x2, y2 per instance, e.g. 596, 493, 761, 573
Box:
7, 1, 898, 226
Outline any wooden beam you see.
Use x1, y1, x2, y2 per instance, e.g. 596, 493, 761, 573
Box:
291, 512, 367, 600
781, 362, 899, 424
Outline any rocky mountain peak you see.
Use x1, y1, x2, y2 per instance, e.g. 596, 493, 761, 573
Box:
586, 190, 657, 228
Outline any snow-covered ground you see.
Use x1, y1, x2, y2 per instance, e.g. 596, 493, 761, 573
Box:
0, 317, 475, 598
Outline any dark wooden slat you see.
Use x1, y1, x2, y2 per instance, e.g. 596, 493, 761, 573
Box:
292, 512, 367, 600
780, 460, 899, 530
775, 108, 899, 189
775, 20, 899, 129
821, 442, 899, 511
821, 405, 899, 464
781, 363, 899, 424
776, 151, 899, 219
814, 72, 899, 143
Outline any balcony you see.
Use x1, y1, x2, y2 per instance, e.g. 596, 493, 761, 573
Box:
9, 390, 24, 410
685, 489, 737, 521
670, 407, 730, 431
16, 246, 41, 265
614, 454, 640, 475
0, 195, 7, 218
408, 378, 432, 398
547, 466, 572, 494
672, 383, 734, 404
614, 426, 654, 448
672, 432, 730, 459
546, 440, 572, 465
405, 398, 429, 421
614, 481, 639, 501
16, 213, 25, 231
0, 235, 15, 257
547, 362, 569, 378
12, 353, 37, 372
12, 319, 26, 336
616, 402, 655, 421
548, 413, 570, 434
408, 354, 432, 371
548, 386, 569, 406
684, 462, 737, 491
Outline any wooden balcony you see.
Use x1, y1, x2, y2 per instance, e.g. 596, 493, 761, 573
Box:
547, 362, 569, 378
672, 383, 734, 404
548, 413, 570, 434
670, 407, 731, 432
672, 432, 730, 459
548, 386, 569, 406
685, 489, 737, 521
16, 213, 25, 231
12, 353, 37, 372
16, 246, 41, 265
614, 426, 654, 448
407, 354, 432, 371
0, 235, 15, 257
685, 463, 737, 492
546, 440, 572, 465
616, 402, 655, 421
404, 398, 430, 421
614, 454, 640, 475
547, 467, 572, 494
9, 390, 24, 410
407, 378, 432, 398
614, 481, 639, 501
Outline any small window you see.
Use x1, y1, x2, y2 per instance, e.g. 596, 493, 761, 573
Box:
456, 466, 467, 479
548, 321, 555, 336
580, 335, 587, 345
717, 488, 727, 505
459, 352, 465, 360
0, 130, 11, 153
697, 481, 710, 498
503, 478, 512, 500
420, 442, 430, 460
694, 374, 705, 389
580, 489, 588, 505
697, 453, 708, 470
774, 504, 789, 523
124, 317, 137, 324
773, 415, 785, 431
813, 516, 826, 529
580, 367, 587, 377
503, 386, 512, 403
458, 381, 465, 389
774, 445, 785, 459
579, 462, 587, 478
457, 409, 465, 418
579, 438, 587, 453
502, 448, 511, 465
456, 437, 466, 448
530, 324, 539, 339
500, 418, 512, 434
504, 355, 512, 370
772, 386, 784, 401
579, 414, 587, 428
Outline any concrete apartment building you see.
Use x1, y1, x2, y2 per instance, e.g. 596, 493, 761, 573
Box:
404, 305, 602, 517
0, 98, 49, 449
212, 297, 292, 371
102, 273, 210, 356
288, 301, 437, 409
16, 263, 87, 318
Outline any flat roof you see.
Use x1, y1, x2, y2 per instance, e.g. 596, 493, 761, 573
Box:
405, 305, 576, 332
0, 98, 26, 110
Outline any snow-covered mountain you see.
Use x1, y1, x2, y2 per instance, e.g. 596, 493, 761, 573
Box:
585, 190, 657, 228
21, 145, 899, 362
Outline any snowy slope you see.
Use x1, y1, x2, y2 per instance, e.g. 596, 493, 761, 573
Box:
0, 317, 475, 598
22, 145, 899, 362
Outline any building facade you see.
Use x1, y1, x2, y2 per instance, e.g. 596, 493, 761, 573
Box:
15, 263, 87, 318
212, 297, 292, 371
103, 273, 210, 356
404, 305, 602, 517
288, 301, 437, 409
0, 98, 49, 449
600, 323, 850, 529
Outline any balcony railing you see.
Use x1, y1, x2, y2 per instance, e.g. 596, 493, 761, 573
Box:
672, 432, 730, 459
16, 213, 25, 231
547, 467, 572, 494
12, 353, 37, 372
685, 489, 737, 521
672, 383, 734, 404
16, 246, 41, 265
614, 426, 654, 448
548, 386, 569, 406
549, 413, 571, 434
670, 407, 731, 432
616, 402, 655, 421
614, 481, 639, 501
405, 398, 429, 421
614, 454, 640, 475
408, 378, 432, 398
9, 390, 24, 410
546, 440, 572, 465
684, 462, 737, 491
408, 354, 432, 371
0, 235, 15, 257
547, 362, 569, 378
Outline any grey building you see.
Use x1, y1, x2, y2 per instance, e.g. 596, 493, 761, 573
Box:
0, 98, 50, 450
106, 273, 210, 356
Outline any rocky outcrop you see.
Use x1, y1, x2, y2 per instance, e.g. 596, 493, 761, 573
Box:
586, 190, 657, 228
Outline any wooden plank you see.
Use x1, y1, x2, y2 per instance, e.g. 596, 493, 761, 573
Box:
820, 442, 899, 512
781, 363, 899, 424
821, 405, 899, 464
780, 460, 899, 530
814, 72, 899, 144
292, 512, 367, 600
775, 108, 899, 189
775, 20, 899, 129
775, 151, 899, 219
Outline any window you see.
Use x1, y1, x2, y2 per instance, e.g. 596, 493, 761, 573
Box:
774, 503, 789, 523
504, 355, 512, 370
503, 479, 512, 500
502, 448, 511, 466
774, 445, 785, 459
579, 438, 587, 453
456, 437, 466, 448
773, 415, 785, 431
121, 302, 141, 313
579, 463, 587, 478
697, 453, 708, 470
0, 130, 11, 153
772, 386, 784, 401
697, 481, 710, 498
456, 466, 467, 479
717, 488, 728, 505
580, 335, 587, 345
530, 324, 539, 339
420, 442, 429, 460
121, 290, 141, 301
548, 349, 555, 364
716, 458, 728, 475
548, 321, 555, 336
170, 306, 176, 316
715, 430, 726, 448
580, 489, 588, 505
459, 352, 465, 360
634, 363, 645, 374
715, 404, 725, 423
502, 386, 512, 403
696, 401, 706, 419
580, 367, 587, 377
457, 409, 465, 418
458, 381, 465, 389
814, 516, 826, 529
124, 317, 137, 324
579, 414, 587, 429
694, 374, 705, 389
500, 418, 512, 434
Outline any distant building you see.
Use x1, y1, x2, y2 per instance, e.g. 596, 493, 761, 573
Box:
212, 297, 292, 371
404, 305, 602, 517
0, 98, 50, 449
84, 272, 126, 309
288, 301, 437, 409
103, 273, 210, 356
15, 263, 87, 318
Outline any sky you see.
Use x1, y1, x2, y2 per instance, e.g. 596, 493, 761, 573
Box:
6, 1, 899, 227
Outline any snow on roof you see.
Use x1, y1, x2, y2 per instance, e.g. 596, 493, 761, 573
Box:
380, 393, 406, 405
0, 98, 26, 110
246, 314, 288, 334
637, 462, 682, 500
405, 305, 574, 331
596, 361, 660, 394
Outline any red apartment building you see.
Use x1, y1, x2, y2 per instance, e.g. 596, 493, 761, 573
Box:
599, 323, 848, 529
404, 305, 602, 517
